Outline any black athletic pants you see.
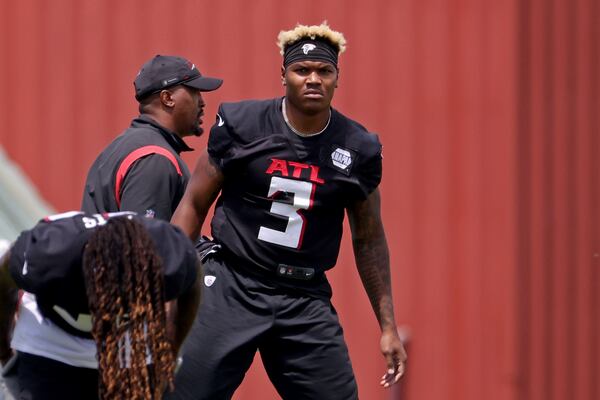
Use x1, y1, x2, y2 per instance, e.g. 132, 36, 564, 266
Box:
165, 254, 358, 400
16, 352, 98, 400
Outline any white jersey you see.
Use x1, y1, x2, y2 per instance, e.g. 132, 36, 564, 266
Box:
11, 293, 97, 369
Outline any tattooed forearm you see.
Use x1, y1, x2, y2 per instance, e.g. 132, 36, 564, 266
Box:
348, 189, 397, 331
353, 234, 395, 329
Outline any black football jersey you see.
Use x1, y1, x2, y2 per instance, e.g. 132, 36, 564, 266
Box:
9, 211, 198, 338
207, 97, 382, 275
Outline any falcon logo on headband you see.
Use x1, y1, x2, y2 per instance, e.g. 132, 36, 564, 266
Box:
302, 43, 317, 54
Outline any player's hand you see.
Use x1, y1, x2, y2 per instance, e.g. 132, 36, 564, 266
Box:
379, 328, 407, 388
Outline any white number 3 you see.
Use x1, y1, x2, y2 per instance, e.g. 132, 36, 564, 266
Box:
258, 177, 314, 249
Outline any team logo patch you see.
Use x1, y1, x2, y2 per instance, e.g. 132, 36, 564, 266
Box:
331, 148, 352, 170
327, 146, 357, 176
144, 209, 156, 218
204, 275, 216, 287
320, 145, 357, 175
302, 43, 317, 54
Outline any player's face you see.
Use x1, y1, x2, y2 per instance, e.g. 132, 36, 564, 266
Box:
283, 61, 338, 115
171, 86, 206, 137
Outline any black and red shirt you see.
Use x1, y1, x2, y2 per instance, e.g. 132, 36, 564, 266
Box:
208, 97, 382, 275
81, 115, 191, 220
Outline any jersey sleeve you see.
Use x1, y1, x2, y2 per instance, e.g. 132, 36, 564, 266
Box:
8, 217, 89, 295
119, 154, 182, 220
353, 133, 383, 199
143, 219, 198, 300
207, 104, 236, 172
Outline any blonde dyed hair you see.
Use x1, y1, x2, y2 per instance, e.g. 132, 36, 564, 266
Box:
277, 22, 347, 55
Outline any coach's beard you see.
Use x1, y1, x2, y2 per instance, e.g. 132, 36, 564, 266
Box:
192, 120, 203, 136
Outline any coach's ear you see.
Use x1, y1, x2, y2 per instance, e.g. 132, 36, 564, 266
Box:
159, 89, 176, 108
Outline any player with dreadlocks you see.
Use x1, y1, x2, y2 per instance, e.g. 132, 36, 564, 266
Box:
0, 212, 200, 400
84, 216, 178, 399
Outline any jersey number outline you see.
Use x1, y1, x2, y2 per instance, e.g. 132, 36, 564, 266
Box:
258, 177, 314, 249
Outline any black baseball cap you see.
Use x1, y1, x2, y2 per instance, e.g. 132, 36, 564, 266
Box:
134, 55, 223, 101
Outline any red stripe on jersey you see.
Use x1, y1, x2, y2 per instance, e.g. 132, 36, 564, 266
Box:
114, 145, 182, 208
43, 211, 84, 222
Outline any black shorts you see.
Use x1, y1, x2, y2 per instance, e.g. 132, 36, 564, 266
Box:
15, 352, 98, 400
165, 254, 358, 400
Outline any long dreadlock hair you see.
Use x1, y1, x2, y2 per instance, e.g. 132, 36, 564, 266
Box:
82, 217, 175, 399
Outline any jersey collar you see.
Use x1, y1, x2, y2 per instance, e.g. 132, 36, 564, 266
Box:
132, 115, 194, 153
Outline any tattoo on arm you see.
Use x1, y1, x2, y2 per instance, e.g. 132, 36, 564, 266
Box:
348, 190, 396, 330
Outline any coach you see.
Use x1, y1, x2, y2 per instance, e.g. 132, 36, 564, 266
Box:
81, 54, 222, 220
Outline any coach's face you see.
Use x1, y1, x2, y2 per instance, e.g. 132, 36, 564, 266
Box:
170, 85, 206, 137
282, 61, 338, 115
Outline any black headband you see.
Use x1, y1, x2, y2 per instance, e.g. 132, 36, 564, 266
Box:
283, 39, 339, 69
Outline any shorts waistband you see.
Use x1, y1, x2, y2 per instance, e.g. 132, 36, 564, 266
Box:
217, 247, 325, 285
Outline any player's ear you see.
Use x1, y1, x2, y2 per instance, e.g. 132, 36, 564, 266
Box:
281, 66, 286, 86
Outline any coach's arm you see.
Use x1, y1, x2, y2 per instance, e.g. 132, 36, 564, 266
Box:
0, 247, 17, 366
346, 188, 407, 388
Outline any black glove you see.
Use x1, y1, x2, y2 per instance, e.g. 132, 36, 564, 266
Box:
194, 236, 221, 262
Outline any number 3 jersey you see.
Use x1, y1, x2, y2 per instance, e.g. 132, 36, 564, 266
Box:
208, 97, 383, 276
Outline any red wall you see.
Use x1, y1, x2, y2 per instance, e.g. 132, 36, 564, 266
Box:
0, 1, 597, 399
515, 0, 599, 399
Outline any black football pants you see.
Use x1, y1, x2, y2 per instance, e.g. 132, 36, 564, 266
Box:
15, 352, 98, 400
165, 255, 358, 400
